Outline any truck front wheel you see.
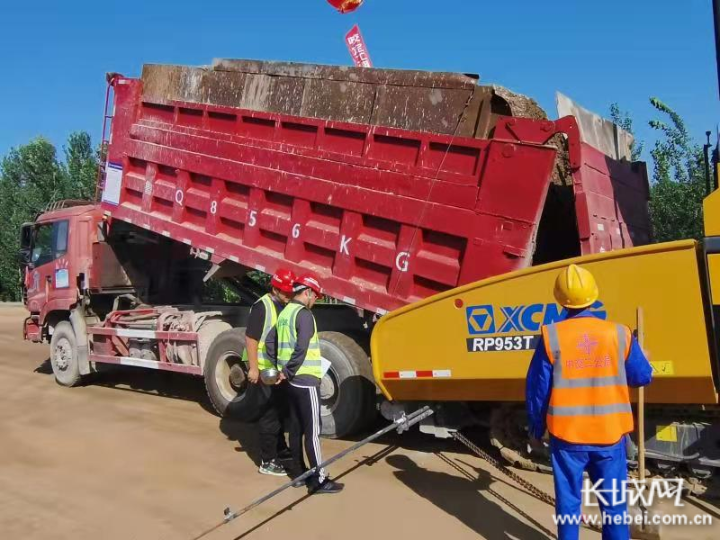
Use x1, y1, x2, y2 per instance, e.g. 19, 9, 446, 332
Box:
49, 321, 83, 387
203, 328, 249, 417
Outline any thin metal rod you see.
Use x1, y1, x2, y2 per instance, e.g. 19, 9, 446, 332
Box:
190, 406, 433, 540
704, 131, 712, 196
94, 80, 114, 203
637, 308, 646, 483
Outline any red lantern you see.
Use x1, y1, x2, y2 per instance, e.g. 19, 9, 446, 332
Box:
327, 0, 364, 14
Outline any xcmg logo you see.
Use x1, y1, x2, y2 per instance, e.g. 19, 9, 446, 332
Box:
466, 301, 607, 335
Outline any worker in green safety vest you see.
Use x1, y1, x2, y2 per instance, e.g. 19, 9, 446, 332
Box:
242, 268, 296, 477
266, 274, 344, 495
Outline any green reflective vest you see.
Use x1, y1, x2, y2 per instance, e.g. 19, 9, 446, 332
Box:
241, 294, 278, 371
276, 302, 322, 378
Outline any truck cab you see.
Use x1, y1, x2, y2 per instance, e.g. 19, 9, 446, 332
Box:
20, 202, 101, 343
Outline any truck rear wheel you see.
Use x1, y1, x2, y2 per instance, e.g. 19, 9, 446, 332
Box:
203, 328, 249, 416
318, 332, 376, 438
49, 321, 83, 387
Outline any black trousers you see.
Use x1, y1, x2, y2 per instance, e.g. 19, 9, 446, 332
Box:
256, 384, 289, 462
287, 383, 326, 482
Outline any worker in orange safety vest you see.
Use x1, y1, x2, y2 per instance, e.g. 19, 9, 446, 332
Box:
526, 264, 653, 540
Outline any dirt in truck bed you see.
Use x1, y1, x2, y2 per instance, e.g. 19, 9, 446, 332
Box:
0, 304, 717, 539
141, 59, 573, 188
141, 59, 547, 138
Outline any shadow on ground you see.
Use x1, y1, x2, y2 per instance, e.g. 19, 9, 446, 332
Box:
34, 358, 218, 415
211, 435, 556, 540
386, 453, 555, 540
219, 416, 264, 467
33, 358, 53, 375
691, 491, 720, 519
33, 356, 497, 462
227, 444, 400, 540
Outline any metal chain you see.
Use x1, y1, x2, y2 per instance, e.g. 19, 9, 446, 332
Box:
452, 432, 557, 506
452, 431, 602, 532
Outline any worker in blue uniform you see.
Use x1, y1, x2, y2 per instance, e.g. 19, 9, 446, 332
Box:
526, 264, 653, 540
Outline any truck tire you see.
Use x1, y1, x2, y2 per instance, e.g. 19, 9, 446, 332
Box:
49, 321, 83, 387
197, 319, 232, 369
318, 331, 377, 438
203, 328, 249, 416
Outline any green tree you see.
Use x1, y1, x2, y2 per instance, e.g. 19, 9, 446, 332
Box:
609, 103, 644, 161
0, 132, 98, 301
63, 132, 98, 200
610, 100, 707, 243
647, 98, 706, 242
0, 138, 63, 300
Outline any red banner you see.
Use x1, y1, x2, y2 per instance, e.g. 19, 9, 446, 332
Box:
345, 24, 373, 68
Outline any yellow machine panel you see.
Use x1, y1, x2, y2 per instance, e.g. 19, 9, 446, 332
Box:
371, 240, 718, 405
704, 188, 720, 237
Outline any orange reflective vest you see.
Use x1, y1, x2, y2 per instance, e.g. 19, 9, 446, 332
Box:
541, 317, 634, 445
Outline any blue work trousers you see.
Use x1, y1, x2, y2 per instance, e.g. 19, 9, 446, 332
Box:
551, 442, 629, 540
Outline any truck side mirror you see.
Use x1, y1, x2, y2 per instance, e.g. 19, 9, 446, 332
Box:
18, 223, 33, 266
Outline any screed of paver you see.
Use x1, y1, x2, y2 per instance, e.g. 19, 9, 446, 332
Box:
0, 305, 717, 540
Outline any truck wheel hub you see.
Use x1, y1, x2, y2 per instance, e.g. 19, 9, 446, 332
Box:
229, 364, 246, 388
320, 362, 338, 409
54, 338, 72, 371
215, 352, 245, 402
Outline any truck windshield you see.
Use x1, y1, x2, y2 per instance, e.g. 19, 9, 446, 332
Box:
31, 221, 68, 267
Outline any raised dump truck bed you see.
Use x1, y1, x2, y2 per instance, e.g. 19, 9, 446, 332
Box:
22, 60, 657, 443
101, 60, 651, 313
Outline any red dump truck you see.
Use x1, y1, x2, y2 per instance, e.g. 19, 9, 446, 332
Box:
19, 60, 651, 437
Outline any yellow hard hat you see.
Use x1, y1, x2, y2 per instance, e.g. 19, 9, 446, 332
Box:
553, 264, 599, 309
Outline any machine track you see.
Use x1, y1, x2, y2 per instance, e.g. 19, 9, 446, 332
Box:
487, 404, 720, 496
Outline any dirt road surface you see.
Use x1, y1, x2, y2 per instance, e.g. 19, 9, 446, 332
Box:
1, 305, 718, 540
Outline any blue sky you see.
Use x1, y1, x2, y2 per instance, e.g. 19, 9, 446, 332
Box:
0, 0, 717, 164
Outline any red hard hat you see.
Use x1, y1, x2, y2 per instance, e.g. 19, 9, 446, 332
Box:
270, 268, 296, 294
293, 274, 323, 296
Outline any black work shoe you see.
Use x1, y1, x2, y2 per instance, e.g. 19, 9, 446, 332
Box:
258, 460, 286, 476
308, 477, 344, 495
